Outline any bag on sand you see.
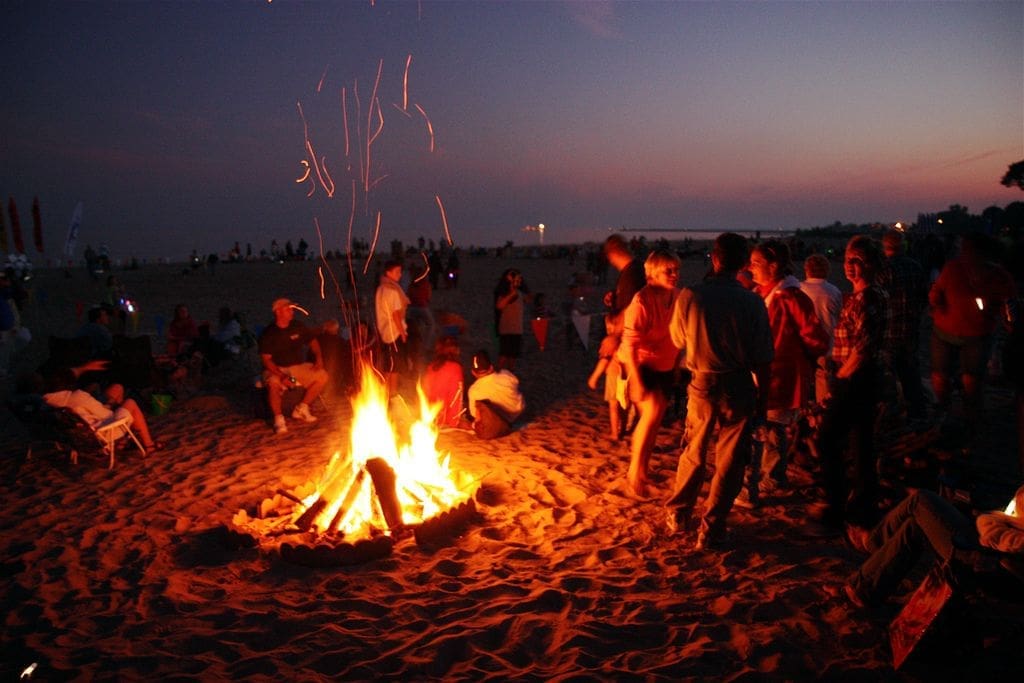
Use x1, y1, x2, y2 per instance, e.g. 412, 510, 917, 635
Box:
473, 400, 512, 440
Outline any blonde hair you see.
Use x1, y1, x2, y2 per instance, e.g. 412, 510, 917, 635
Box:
643, 249, 681, 281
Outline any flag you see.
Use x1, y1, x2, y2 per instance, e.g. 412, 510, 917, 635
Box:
64, 201, 82, 258
571, 310, 591, 350
530, 317, 549, 352
32, 196, 43, 253
8, 197, 24, 253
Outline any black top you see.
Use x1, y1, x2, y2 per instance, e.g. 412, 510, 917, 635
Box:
258, 320, 313, 367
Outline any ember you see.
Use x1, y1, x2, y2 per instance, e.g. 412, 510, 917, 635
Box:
233, 370, 477, 563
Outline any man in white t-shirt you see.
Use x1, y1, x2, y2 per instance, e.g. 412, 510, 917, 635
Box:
375, 259, 410, 398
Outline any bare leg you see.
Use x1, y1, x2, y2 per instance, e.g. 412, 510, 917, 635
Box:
121, 398, 155, 447
627, 392, 667, 496
588, 357, 610, 390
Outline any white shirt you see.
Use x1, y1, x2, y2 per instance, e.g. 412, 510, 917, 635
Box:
467, 370, 525, 420
800, 278, 843, 349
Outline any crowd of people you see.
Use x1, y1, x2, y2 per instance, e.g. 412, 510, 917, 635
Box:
9, 225, 1023, 616
590, 228, 1023, 602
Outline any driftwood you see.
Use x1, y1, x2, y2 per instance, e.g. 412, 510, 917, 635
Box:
365, 458, 403, 531
327, 468, 367, 532
294, 498, 328, 531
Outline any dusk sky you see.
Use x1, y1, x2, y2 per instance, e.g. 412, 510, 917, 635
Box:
2, 1, 1021, 261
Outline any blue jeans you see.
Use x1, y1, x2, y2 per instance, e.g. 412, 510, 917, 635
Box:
851, 490, 977, 602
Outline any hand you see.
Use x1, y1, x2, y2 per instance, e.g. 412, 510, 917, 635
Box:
603, 291, 614, 308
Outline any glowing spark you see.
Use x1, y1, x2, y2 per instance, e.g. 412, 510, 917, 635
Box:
317, 65, 328, 93
391, 102, 412, 118
976, 297, 984, 311
295, 160, 311, 183
290, 303, 310, 316
435, 194, 452, 245
298, 100, 335, 198
402, 54, 412, 111
414, 103, 434, 153
364, 211, 383, 274
365, 60, 384, 193
318, 265, 325, 299
414, 252, 429, 282
21, 663, 37, 679
341, 87, 350, 157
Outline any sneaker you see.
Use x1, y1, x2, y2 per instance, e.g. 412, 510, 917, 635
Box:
273, 415, 288, 434
291, 402, 317, 423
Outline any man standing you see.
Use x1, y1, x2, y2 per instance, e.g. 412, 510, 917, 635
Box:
878, 229, 928, 420
259, 298, 328, 434
666, 233, 773, 550
800, 253, 844, 404
375, 259, 410, 398
594, 234, 646, 440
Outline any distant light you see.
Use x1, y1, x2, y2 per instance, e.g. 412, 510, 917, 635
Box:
894, 222, 903, 231
538, 223, 545, 231
937, 218, 944, 225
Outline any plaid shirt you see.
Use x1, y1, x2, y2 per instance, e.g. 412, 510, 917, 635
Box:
878, 254, 926, 349
832, 285, 889, 370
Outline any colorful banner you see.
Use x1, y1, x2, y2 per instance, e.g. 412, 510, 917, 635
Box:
530, 317, 549, 352
8, 197, 24, 254
32, 196, 43, 253
64, 201, 82, 258
571, 310, 591, 351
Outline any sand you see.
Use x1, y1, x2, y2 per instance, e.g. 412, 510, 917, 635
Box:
2, 248, 1022, 680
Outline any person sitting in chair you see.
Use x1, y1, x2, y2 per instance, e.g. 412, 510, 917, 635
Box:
39, 360, 161, 451
466, 349, 524, 439
258, 298, 328, 435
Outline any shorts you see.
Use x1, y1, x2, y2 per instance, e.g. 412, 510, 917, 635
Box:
639, 365, 675, 397
378, 338, 407, 374
499, 334, 522, 359
930, 328, 992, 379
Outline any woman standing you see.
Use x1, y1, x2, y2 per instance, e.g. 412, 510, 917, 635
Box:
816, 235, 889, 533
742, 240, 829, 505
494, 269, 528, 371
618, 250, 682, 496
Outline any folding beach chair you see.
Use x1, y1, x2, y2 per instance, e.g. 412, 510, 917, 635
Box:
11, 397, 146, 470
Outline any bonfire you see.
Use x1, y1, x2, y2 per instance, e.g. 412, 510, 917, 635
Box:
233, 370, 478, 564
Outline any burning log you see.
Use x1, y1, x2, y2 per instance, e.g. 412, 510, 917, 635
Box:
365, 457, 404, 531
294, 497, 328, 531
327, 468, 367, 532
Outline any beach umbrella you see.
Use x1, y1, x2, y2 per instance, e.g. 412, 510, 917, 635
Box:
32, 196, 43, 253
0, 201, 7, 253
8, 197, 24, 254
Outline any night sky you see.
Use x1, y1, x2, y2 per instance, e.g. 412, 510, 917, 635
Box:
2, 1, 1021, 261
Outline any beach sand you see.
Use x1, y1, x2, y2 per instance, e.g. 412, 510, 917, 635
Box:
2, 249, 1022, 680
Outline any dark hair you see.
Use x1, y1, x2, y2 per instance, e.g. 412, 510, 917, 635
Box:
471, 349, 493, 374
713, 233, 750, 272
603, 234, 630, 257
87, 306, 105, 323
384, 259, 403, 271
429, 335, 461, 370
752, 239, 793, 277
846, 235, 884, 272
804, 253, 830, 279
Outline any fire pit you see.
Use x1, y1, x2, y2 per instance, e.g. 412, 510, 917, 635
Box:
233, 372, 478, 566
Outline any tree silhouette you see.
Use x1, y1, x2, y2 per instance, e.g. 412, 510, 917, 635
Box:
1001, 159, 1024, 191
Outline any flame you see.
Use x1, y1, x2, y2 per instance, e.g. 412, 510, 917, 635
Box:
300, 369, 470, 539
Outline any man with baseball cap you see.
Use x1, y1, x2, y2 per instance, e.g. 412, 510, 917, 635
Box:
258, 297, 328, 434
